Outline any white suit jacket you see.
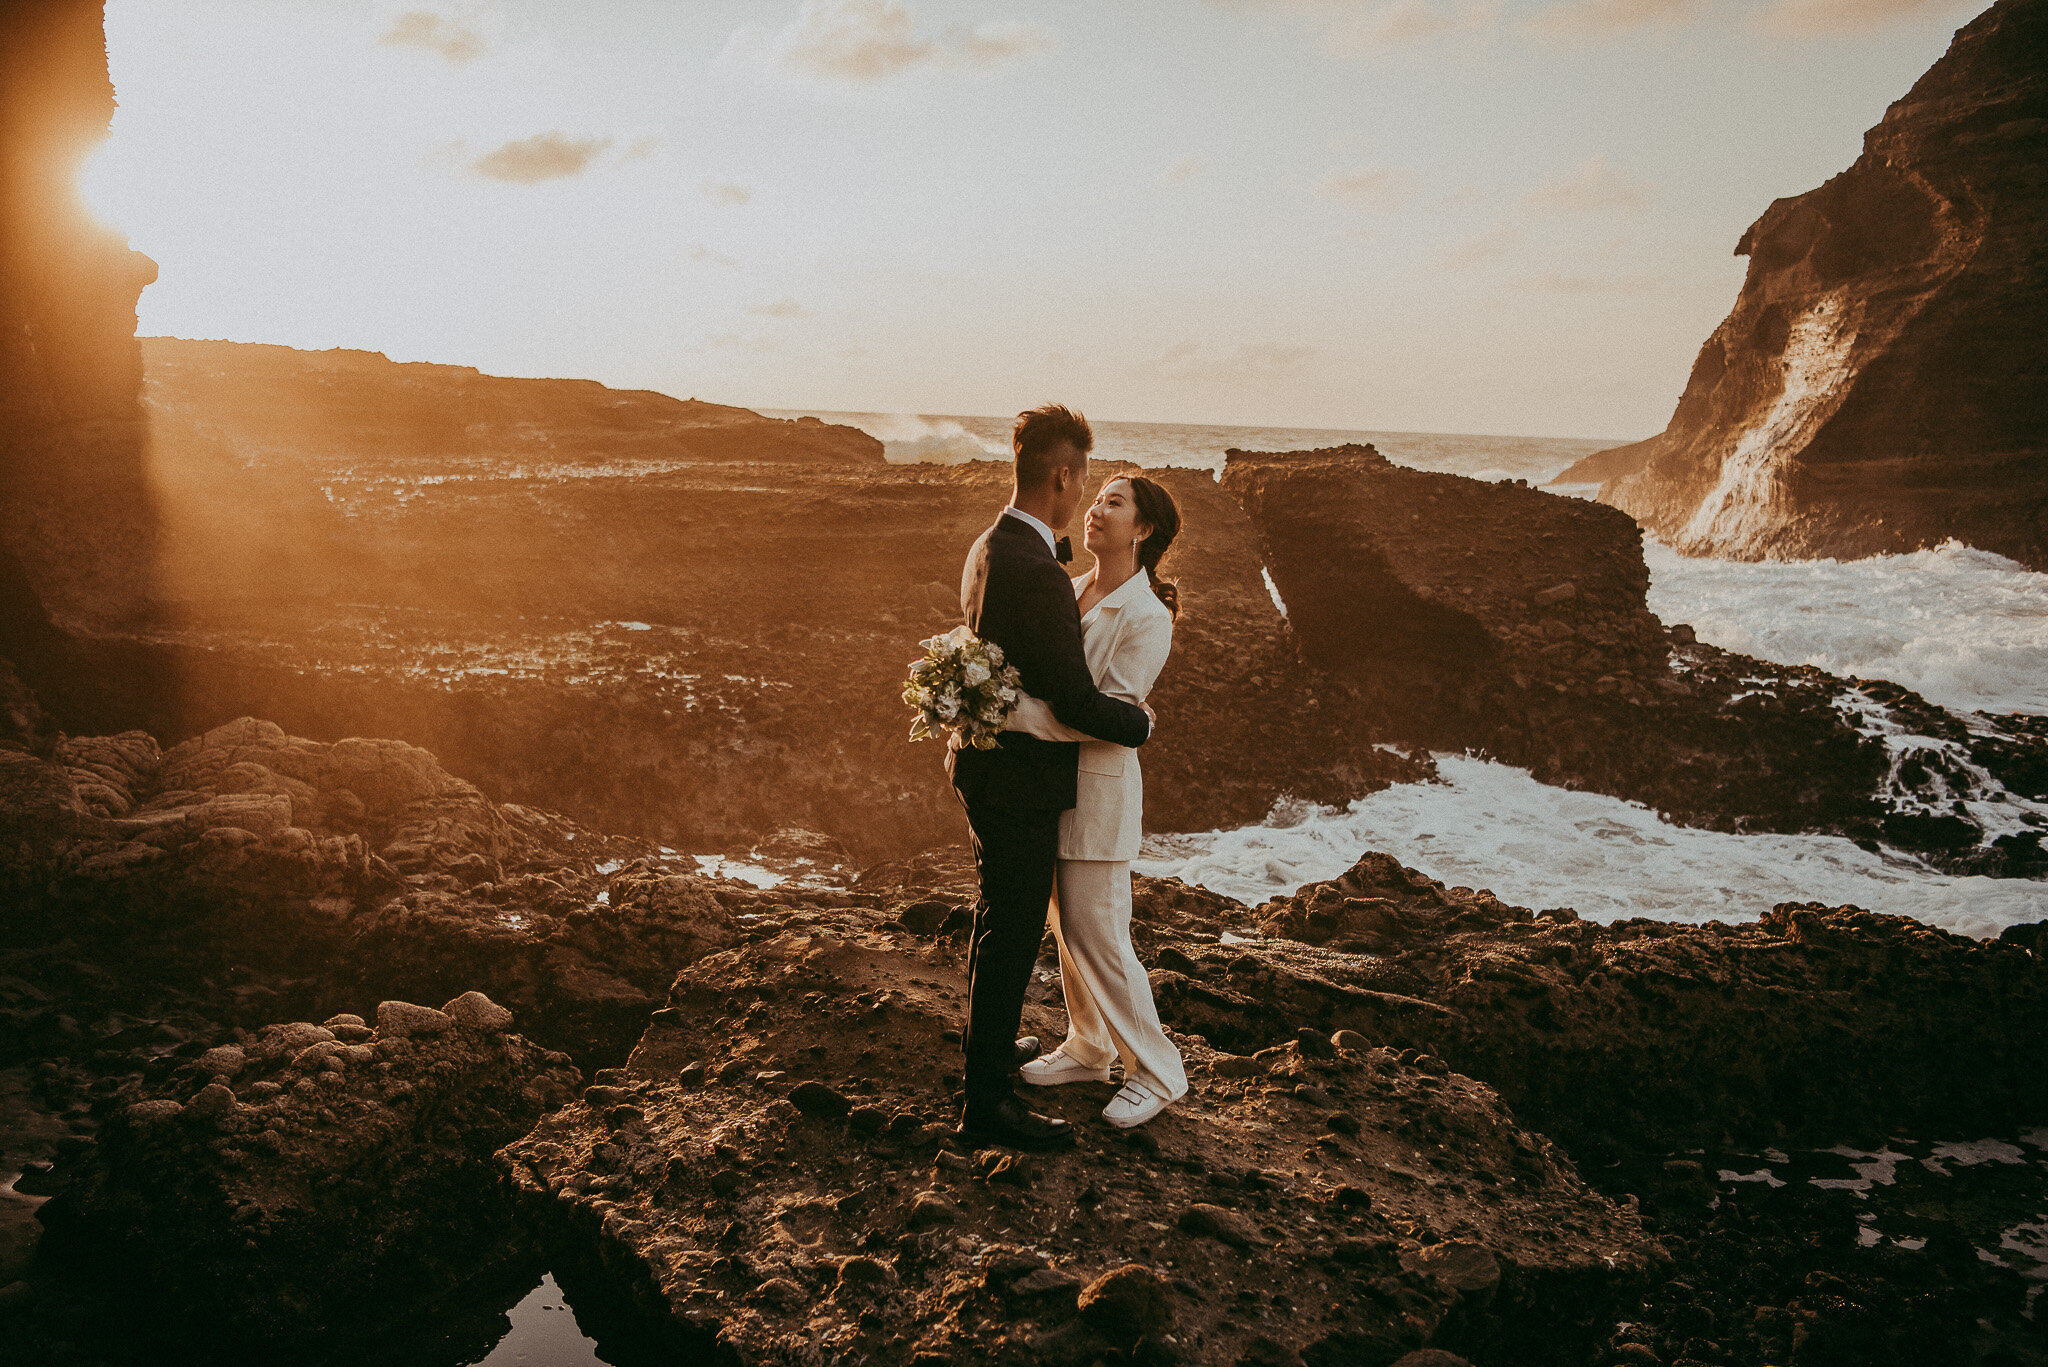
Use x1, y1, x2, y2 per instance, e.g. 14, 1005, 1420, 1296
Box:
1007, 568, 1175, 861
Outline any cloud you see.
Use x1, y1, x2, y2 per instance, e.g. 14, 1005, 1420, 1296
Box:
749, 297, 811, 318
380, 11, 486, 63
951, 18, 1058, 65
1438, 220, 1520, 267
472, 132, 612, 184
1163, 157, 1208, 185
1318, 165, 1415, 210
1521, 155, 1648, 213
1524, 0, 1699, 39
727, 0, 1055, 84
1327, 0, 1500, 51
701, 181, 754, 206
687, 244, 740, 269
1751, 0, 1969, 33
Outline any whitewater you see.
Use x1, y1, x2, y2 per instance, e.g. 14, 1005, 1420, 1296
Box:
792, 411, 2048, 936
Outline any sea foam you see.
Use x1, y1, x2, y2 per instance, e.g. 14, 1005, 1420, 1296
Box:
1136, 754, 2048, 940
1646, 538, 2048, 718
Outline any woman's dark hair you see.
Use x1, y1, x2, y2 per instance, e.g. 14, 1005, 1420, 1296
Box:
1124, 475, 1182, 620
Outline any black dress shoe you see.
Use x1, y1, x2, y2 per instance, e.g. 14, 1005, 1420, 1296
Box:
956, 1093, 1076, 1152
1013, 1035, 1042, 1068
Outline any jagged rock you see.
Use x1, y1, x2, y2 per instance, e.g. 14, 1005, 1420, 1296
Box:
36, 1006, 580, 1350
1178, 1203, 1265, 1249
907, 1191, 960, 1228
1403, 1241, 1502, 1304
1078, 1263, 1176, 1342
502, 916, 1659, 1366
1141, 853, 2048, 1150
1572, 0, 2048, 569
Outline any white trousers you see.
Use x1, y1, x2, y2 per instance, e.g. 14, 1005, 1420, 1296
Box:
1048, 859, 1188, 1102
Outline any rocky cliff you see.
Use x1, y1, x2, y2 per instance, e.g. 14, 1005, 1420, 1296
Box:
0, 0, 160, 631
1558, 0, 2048, 570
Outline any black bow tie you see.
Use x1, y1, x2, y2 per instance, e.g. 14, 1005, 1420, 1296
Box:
1055, 536, 1073, 564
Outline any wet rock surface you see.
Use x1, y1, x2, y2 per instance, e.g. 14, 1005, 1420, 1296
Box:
1565, 0, 2048, 571
502, 915, 1664, 1367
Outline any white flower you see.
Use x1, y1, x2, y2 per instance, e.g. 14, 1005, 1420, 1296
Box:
963, 661, 990, 687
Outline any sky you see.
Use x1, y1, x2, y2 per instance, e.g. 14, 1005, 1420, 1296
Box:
82, 0, 1986, 439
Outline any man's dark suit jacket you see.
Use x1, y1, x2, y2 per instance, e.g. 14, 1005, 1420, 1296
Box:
946, 513, 1152, 811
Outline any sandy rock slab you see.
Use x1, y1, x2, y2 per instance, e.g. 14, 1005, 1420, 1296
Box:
32, 993, 579, 1352
500, 924, 1663, 1367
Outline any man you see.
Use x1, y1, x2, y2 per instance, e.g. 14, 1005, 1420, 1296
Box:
948, 404, 1154, 1150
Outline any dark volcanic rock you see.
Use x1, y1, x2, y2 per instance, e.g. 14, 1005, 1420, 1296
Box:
1222, 443, 1667, 698
1131, 852, 2048, 1151
30, 443, 1421, 866
1564, 0, 2048, 569
500, 917, 1662, 1367
0, 0, 160, 633
0, 704, 770, 1087
1219, 444, 1927, 850
34, 995, 580, 1350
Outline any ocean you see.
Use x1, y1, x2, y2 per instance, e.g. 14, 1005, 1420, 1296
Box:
777, 411, 2048, 936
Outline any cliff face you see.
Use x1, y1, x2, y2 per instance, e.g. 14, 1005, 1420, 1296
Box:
1561, 0, 2048, 569
0, 0, 160, 631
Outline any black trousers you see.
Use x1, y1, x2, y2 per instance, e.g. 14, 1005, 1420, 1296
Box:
958, 795, 1062, 1112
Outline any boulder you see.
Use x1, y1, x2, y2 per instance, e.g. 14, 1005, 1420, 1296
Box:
1078, 1263, 1176, 1343
442, 990, 513, 1032
376, 1000, 453, 1038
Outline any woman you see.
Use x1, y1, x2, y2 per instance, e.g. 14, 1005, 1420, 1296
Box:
1004, 474, 1187, 1128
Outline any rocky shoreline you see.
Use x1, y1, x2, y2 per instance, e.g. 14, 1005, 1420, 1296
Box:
2, 681, 2042, 1364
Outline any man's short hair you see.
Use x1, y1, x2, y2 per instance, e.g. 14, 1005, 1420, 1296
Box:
1013, 404, 1093, 487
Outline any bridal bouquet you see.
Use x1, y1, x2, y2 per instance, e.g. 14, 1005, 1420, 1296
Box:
903, 625, 1022, 750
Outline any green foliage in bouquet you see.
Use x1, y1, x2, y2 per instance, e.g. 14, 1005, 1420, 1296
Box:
903, 625, 1024, 750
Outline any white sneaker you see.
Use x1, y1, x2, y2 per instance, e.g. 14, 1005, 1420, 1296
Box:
1102, 1082, 1173, 1128
1019, 1048, 1113, 1087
